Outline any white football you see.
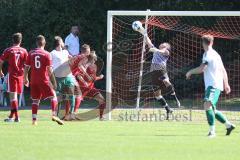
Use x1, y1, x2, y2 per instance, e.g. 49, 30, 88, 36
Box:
132, 21, 143, 31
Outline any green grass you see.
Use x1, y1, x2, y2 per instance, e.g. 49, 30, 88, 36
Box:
0, 109, 239, 160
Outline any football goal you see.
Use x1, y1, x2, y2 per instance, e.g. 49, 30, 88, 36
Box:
106, 10, 240, 120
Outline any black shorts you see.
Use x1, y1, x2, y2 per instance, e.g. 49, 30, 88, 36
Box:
151, 69, 171, 95
151, 68, 169, 81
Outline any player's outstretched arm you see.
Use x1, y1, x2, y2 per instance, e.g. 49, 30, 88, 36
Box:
145, 34, 154, 48
135, 24, 155, 50
47, 66, 57, 90
144, 35, 170, 56
186, 63, 207, 79
24, 65, 30, 87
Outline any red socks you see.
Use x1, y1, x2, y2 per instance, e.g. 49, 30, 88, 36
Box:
65, 100, 70, 115
74, 96, 82, 113
51, 99, 58, 116
9, 100, 18, 119
32, 103, 39, 121
99, 103, 106, 119
32, 98, 58, 121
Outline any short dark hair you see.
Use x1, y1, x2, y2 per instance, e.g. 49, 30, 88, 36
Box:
81, 44, 90, 53
36, 35, 46, 47
12, 33, 22, 44
54, 36, 62, 48
202, 34, 214, 45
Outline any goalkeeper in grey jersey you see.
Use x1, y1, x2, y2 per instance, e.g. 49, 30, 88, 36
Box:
144, 35, 180, 117
136, 23, 180, 119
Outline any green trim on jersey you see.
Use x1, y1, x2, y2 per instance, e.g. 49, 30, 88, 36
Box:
204, 86, 221, 109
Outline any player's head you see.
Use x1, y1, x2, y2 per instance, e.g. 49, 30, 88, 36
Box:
12, 33, 22, 45
54, 36, 64, 49
81, 44, 91, 55
159, 42, 171, 52
36, 35, 46, 48
89, 50, 97, 63
201, 34, 214, 51
71, 25, 79, 35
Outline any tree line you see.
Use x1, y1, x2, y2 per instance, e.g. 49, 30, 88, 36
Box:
0, 0, 239, 89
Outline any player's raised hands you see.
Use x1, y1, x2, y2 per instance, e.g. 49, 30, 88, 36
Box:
132, 21, 146, 36
137, 27, 147, 36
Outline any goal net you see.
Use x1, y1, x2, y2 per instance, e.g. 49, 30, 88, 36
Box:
106, 11, 240, 121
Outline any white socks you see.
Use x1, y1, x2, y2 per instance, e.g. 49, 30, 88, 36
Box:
155, 95, 163, 100
209, 125, 215, 133
210, 121, 232, 133
224, 121, 232, 129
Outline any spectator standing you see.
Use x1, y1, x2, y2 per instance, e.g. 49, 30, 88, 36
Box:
65, 26, 80, 56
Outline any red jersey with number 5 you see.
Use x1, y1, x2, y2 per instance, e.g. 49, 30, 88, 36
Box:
0, 46, 28, 77
26, 48, 52, 84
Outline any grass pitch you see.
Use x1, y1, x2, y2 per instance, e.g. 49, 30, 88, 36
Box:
0, 109, 239, 160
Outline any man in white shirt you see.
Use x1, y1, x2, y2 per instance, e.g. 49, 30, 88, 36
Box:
51, 36, 79, 120
186, 34, 235, 137
65, 26, 80, 56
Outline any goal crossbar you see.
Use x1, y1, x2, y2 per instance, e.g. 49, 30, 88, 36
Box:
108, 11, 240, 16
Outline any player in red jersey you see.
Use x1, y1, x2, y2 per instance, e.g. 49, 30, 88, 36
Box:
73, 51, 106, 120
69, 44, 90, 79
0, 33, 28, 122
24, 35, 63, 125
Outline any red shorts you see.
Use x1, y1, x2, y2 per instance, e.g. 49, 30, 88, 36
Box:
7, 75, 24, 94
30, 83, 55, 100
81, 85, 100, 99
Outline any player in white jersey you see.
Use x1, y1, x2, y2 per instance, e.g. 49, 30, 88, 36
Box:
50, 36, 79, 120
143, 34, 180, 119
186, 34, 235, 137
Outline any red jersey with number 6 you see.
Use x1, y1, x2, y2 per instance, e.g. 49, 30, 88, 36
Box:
0, 46, 28, 77
26, 48, 52, 84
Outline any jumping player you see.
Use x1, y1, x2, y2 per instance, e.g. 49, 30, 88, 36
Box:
140, 33, 180, 119
24, 35, 63, 125
0, 33, 28, 122
72, 51, 105, 120
186, 34, 235, 137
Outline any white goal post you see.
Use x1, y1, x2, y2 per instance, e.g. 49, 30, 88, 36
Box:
106, 10, 240, 120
